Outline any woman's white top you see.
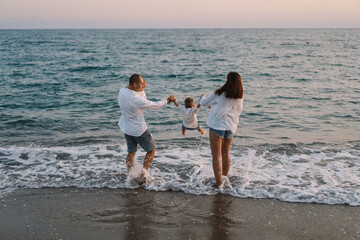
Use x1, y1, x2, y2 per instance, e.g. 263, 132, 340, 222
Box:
200, 93, 244, 134
118, 86, 167, 137
178, 105, 199, 128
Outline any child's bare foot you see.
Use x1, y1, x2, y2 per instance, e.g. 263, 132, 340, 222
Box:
201, 130, 206, 135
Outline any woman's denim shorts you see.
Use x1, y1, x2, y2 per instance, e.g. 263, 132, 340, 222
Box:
209, 128, 233, 139
124, 129, 156, 153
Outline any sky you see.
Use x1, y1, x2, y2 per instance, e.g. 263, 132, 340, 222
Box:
0, 0, 359, 29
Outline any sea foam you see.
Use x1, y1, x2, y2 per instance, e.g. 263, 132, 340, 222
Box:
1, 142, 359, 205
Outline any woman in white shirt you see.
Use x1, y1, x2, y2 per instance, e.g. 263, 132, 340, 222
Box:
200, 72, 244, 187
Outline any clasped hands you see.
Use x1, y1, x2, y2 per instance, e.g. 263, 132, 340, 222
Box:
167, 94, 209, 109
167, 95, 176, 103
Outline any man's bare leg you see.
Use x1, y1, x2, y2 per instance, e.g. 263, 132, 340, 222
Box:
126, 152, 136, 173
143, 148, 156, 170
140, 148, 156, 179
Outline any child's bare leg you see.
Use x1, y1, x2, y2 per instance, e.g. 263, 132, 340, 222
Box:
198, 127, 206, 135
182, 126, 186, 135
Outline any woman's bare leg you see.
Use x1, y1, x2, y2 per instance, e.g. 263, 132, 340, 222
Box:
209, 130, 223, 187
221, 137, 233, 176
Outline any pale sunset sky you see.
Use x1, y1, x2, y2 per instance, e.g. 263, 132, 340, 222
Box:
0, 0, 359, 28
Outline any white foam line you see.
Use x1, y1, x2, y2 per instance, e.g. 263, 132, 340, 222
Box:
0, 144, 359, 205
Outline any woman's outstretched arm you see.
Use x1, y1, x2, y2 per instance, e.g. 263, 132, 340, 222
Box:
200, 93, 217, 106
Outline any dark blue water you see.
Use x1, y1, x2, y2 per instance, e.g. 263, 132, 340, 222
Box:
0, 29, 359, 205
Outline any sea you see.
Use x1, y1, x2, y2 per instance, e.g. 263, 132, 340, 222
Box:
0, 29, 359, 205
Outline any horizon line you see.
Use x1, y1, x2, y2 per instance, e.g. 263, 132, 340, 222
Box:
1, 27, 360, 30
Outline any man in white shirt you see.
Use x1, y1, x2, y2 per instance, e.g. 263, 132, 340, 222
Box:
118, 74, 176, 177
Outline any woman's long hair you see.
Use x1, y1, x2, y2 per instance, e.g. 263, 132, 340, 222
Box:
215, 72, 243, 99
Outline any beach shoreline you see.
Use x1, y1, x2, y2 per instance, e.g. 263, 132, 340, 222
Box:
0, 187, 359, 240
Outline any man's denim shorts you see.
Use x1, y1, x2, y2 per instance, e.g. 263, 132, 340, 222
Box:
124, 129, 156, 153
209, 128, 233, 139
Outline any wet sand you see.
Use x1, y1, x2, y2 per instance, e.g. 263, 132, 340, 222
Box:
0, 188, 359, 240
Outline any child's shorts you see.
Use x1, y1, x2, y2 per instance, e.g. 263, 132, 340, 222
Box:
124, 129, 156, 153
209, 128, 233, 139
182, 123, 200, 130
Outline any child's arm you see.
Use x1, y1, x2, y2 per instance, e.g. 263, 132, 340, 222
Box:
193, 104, 201, 113
173, 101, 179, 107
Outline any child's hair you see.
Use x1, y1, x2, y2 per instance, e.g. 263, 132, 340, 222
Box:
184, 97, 194, 108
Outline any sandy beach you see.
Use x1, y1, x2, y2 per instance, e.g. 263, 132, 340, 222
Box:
0, 188, 359, 240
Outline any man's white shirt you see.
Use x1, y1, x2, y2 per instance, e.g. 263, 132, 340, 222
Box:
118, 86, 167, 137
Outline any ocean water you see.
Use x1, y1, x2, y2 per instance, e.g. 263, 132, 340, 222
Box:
0, 29, 359, 205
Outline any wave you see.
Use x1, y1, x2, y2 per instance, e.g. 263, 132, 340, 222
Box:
1, 141, 359, 206
67, 65, 112, 72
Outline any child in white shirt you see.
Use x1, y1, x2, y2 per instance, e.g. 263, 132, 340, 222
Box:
174, 97, 206, 135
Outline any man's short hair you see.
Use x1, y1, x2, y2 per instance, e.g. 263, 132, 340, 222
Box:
129, 74, 142, 85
